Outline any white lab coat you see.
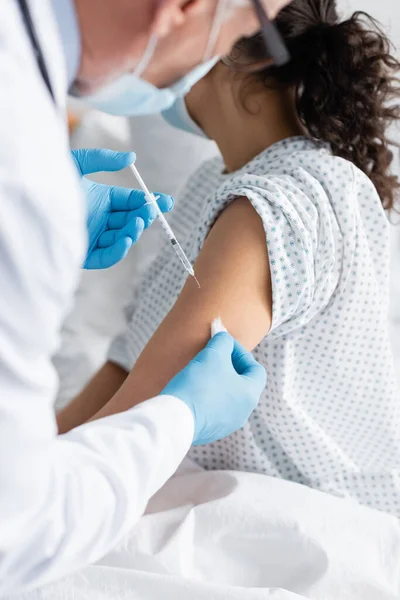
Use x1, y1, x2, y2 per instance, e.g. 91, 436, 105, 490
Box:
0, 0, 194, 595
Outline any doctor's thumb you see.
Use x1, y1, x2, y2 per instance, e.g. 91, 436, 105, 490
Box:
206, 332, 235, 357
71, 148, 136, 176
232, 341, 267, 388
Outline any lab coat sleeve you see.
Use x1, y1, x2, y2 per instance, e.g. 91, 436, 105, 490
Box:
0, 179, 193, 595
0, 1, 196, 594
0, 389, 193, 595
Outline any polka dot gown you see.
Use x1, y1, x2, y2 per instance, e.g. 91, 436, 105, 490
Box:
109, 137, 400, 516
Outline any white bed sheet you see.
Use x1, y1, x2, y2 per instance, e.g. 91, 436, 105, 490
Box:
8, 460, 400, 600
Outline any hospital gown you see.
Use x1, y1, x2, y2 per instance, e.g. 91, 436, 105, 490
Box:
109, 136, 400, 516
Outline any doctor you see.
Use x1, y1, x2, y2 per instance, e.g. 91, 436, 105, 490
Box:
0, 0, 290, 594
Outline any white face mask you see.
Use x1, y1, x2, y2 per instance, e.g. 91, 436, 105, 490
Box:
82, 0, 246, 117
162, 95, 210, 139
84, 53, 219, 117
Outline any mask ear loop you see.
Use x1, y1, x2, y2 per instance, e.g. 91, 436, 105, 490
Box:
203, 0, 232, 62
133, 33, 159, 78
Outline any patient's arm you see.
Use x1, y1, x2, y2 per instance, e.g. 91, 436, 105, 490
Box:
92, 197, 273, 421
56, 362, 128, 434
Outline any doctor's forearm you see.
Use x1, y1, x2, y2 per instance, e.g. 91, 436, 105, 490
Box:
56, 362, 128, 434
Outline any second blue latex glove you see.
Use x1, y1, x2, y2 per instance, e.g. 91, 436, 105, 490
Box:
71, 148, 174, 270
161, 333, 267, 446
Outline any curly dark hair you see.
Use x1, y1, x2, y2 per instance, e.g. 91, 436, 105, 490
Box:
228, 0, 400, 210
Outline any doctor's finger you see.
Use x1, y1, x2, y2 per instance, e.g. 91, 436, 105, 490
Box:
72, 149, 136, 176
128, 204, 157, 229
107, 196, 174, 229
203, 332, 235, 360
231, 339, 254, 375
87, 237, 134, 270
103, 204, 157, 238
97, 217, 145, 248
232, 341, 267, 387
123, 200, 172, 230
111, 186, 174, 212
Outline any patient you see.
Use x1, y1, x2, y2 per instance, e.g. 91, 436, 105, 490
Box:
59, 1, 400, 515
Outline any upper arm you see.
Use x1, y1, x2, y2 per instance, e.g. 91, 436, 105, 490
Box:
94, 197, 272, 418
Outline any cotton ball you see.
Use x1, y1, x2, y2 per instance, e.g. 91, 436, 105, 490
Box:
211, 317, 227, 337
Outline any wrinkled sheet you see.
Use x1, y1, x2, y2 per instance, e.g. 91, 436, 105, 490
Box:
9, 460, 400, 600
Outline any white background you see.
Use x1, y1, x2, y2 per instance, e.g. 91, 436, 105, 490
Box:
343, 0, 400, 46
342, 1, 400, 370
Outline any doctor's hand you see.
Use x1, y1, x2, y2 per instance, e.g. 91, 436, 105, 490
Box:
161, 333, 267, 446
71, 149, 174, 270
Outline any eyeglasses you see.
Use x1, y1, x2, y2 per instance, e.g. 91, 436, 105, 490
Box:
250, 0, 290, 67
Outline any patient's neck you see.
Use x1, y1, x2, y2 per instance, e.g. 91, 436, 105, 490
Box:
188, 71, 303, 173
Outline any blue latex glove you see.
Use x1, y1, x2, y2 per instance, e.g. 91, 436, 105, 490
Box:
162, 333, 267, 446
71, 149, 174, 270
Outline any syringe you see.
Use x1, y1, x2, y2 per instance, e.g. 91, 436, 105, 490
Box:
129, 163, 200, 288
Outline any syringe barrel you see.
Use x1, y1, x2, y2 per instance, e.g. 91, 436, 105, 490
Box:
130, 162, 194, 276
171, 237, 194, 275
157, 212, 176, 241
